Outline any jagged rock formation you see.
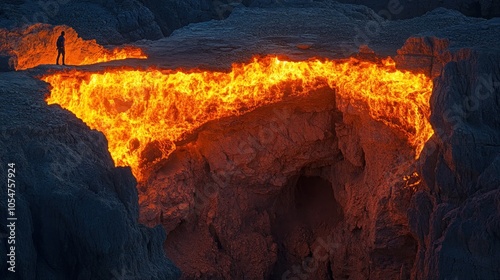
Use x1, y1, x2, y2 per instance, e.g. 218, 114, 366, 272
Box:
0, 72, 180, 279
394, 35, 500, 279
411, 47, 500, 279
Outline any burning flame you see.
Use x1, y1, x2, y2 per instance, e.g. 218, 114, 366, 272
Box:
0, 24, 146, 70
43, 56, 433, 180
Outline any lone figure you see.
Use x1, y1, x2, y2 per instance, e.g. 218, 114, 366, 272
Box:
56, 31, 65, 65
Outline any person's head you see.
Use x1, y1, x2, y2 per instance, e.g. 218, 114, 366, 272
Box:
61, 31, 65, 36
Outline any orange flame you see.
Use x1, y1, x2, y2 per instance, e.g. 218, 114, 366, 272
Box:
0, 24, 146, 70
42, 56, 433, 180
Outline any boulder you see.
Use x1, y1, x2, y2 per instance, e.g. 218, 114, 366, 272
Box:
0, 54, 16, 71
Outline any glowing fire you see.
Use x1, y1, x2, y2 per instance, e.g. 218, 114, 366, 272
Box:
0, 24, 146, 70
43, 56, 433, 180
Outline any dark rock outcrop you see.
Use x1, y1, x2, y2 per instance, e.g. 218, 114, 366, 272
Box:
409, 46, 500, 278
0, 72, 180, 279
330, 0, 500, 19
0, 54, 16, 72
137, 0, 217, 37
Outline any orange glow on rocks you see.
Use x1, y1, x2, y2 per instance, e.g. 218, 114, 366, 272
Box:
43, 56, 433, 180
0, 24, 146, 70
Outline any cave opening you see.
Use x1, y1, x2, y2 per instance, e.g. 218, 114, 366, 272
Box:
270, 175, 344, 279
294, 176, 344, 228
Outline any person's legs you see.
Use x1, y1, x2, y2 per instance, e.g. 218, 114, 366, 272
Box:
61, 49, 65, 65
56, 50, 61, 65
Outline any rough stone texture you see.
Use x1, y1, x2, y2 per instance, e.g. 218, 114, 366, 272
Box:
0, 54, 16, 72
137, 0, 218, 37
0, 0, 251, 44
409, 48, 500, 279
331, 0, 500, 19
135, 6, 488, 70
395, 15, 500, 78
2, 0, 498, 46
136, 83, 421, 279
395, 37, 452, 78
0, 0, 163, 45
0, 72, 180, 279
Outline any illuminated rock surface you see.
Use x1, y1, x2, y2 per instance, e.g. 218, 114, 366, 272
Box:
0, 24, 145, 70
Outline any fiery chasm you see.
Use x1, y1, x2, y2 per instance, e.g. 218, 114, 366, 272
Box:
42, 56, 433, 181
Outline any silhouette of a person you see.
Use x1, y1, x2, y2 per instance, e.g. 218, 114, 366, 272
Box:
56, 31, 65, 65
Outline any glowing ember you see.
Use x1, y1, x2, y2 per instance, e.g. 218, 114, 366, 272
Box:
42, 56, 433, 180
0, 24, 146, 70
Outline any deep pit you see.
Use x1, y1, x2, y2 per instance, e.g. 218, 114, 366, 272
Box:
40, 55, 434, 278
42, 56, 433, 181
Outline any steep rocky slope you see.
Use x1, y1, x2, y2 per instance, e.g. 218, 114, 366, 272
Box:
385, 35, 500, 279
0, 72, 180, 279
412, 48, 500, 280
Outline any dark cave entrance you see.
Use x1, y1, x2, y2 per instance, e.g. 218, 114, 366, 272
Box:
270, 175, 344, 279
294, 176, 344, 228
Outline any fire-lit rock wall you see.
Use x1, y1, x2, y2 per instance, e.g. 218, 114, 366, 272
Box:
0, 23, 145, 70
138, 85, 421, 279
